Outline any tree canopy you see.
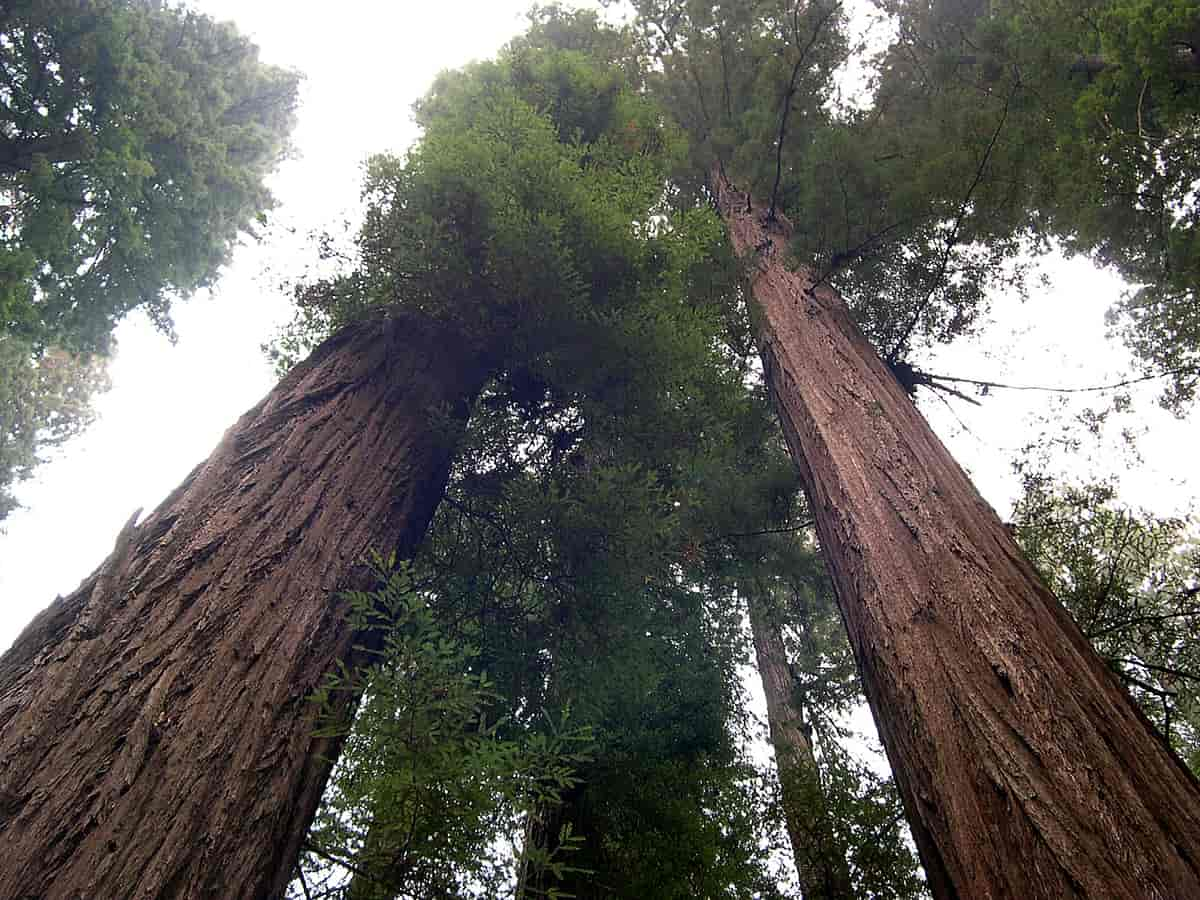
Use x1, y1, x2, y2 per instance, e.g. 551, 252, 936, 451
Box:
872, 0, 1200, 406
0, 0, 299, 520
0, 0, 299, 353
1013, 473, 1200, 773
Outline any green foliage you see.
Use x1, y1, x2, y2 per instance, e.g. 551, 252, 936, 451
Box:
815, 746, 929, 900
874, 0, 1200, 402
0, 0, 298, 509
618, 0, 1035, 363
295, 375, 797, 897
624, 0, 1200, 377
300, 557, 595, 900
283, 14, 802, 896
411, 375, 794, 897
0, 335, 109, 521
0, 0, 299, 353
274, 24, 692, 376
1012, 475, 1200, 772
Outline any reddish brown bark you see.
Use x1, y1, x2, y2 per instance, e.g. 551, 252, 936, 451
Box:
747, 589, 853, 900
714, 166, 1200, 900
0, 313, 488, 899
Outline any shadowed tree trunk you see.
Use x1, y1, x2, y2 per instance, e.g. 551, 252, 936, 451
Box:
747, 586, 853, 900
0, 312, 488, 899
0, 131, 91, 173
713, 165, 1200, 900
515, 787, 579, 900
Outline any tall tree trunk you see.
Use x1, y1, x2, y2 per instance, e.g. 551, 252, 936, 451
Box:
713, 166, 1200, 900
746, 586, 854, 900
0, 312, 488, 899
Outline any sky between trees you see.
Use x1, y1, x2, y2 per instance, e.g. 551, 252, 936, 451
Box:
1, 0, 1197, 659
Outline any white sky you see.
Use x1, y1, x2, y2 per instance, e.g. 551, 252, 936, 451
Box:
1, 0, 1197, 692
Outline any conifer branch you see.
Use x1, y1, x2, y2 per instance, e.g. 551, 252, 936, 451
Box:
812, 213, 927, 287
887, 78, 1017, 363
768, 1, 840, 221
705, 520, 816, 545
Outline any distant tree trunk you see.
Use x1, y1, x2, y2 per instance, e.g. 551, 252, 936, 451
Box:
0, 131, 91, 172
343, 813, 423, 900
516, 792, 574, 900
746, 587, 854, 900
0, 312, 488, 899
713, 165, 1200, 900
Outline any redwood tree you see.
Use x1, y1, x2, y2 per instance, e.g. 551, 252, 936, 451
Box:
0, 313, 487, 899
714, 168, 1200, 898
598, 0, 1200, 894
0, 32, 723, 895
747, 584, 854, 900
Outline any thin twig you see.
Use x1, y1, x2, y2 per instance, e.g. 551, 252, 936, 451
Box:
1113, 668, 1179, 700
296, 863, 314, 900
812, 213, 928, 287
1111, 657, 1200, 683
923, 378, 983, 407
301, 841, 378, 883
920, 366, 1200, 395
704, 520, 817, 545
1137, 76, 1150, 139
926, 382, 978, 437
1086, 607, 1200, 640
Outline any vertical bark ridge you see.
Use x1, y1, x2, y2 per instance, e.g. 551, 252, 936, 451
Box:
0, 312, 488, 899
714, 166, 1200, 900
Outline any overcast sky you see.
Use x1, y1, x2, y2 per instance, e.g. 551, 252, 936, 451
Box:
2, 1, 1197, 658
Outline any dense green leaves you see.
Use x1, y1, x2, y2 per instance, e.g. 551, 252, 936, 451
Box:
874, 0, 1200, 401
618, 0, 1033, 361
300, 559, 594, 900
0, 1, 298, 518
293, 378, 797, 896
0, 0, 299, 353
282, 16, 800, 896
277, 23, 691, 373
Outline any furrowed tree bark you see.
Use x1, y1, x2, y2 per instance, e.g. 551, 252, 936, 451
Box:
0, 312, 488, 899
746, 587, 854, 900
713, 165, 1200, 900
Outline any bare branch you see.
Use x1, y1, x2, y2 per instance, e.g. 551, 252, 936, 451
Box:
918, 366, 1200, 396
